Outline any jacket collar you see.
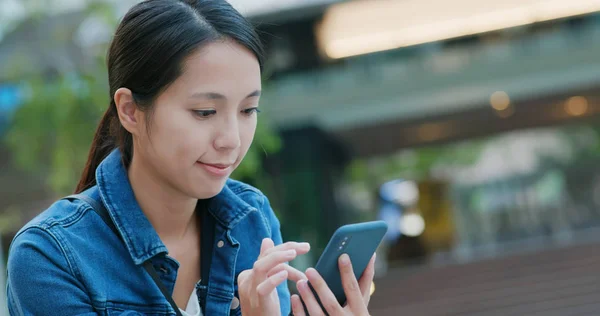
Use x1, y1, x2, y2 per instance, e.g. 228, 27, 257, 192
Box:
95, 149, 254, 265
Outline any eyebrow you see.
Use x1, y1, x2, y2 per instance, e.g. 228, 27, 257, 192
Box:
190, 90, 261, 100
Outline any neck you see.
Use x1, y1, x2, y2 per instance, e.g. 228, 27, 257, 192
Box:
128, 156, 198, 242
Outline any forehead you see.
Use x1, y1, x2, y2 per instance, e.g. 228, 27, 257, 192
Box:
175, 40, 261, 95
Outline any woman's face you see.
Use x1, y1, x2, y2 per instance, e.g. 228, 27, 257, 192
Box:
132, 40, 261, 199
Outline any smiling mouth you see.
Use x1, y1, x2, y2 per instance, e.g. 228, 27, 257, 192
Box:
196, 162, 233, 177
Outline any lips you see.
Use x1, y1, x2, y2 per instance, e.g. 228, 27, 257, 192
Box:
196, 162, 233, 177
206, 163, 229, 168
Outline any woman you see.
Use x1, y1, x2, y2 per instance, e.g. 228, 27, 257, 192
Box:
6, 1, 375, 315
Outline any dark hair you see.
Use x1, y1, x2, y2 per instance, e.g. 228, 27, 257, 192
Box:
75, 0, 264, 193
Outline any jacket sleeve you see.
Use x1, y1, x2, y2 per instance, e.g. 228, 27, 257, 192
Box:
7, 227, 98, 316
260, 195, 291, 316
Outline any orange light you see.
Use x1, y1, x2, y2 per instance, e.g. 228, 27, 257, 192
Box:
317, 0, 600, 59
565, 96, 588, 116
490, 91, 511, 111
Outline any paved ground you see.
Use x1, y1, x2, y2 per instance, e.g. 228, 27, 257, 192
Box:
368, 241, 600, 315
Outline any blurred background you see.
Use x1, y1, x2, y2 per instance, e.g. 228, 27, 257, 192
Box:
2, 0, 600, 315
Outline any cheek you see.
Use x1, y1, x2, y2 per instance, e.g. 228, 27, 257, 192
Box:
169, 125, 211, 163
240, 119, 257, 150
149, 111, 202, 162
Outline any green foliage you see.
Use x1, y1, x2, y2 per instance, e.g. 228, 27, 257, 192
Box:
347, 140, 486, 184
5, 68, 109, 195
232, 113, 282, 180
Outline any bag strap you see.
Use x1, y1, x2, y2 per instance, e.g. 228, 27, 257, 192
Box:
141, 261, 184, 316
199, 201, 214, 287
65, 194, 119, 237
64, 194, 184, 316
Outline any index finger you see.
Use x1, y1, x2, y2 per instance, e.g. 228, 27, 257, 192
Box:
254, 249, 298, 280
263, 241, 310, 257
258, 238, 275, 258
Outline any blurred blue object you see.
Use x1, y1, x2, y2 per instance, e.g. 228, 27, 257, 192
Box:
379, 179, 404, 202
0, 84, 22, 135
378, 201, 402, 242
378, 179, 405, 242
0, 84, 21, 114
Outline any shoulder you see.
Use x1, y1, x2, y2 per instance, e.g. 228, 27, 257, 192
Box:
8, 224, 65, 273
7, 200, 84, 283
7, 198, 105, 314
9, 196, 100, 270
13, 198, 89, 242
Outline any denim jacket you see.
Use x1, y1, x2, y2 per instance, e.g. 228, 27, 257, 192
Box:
6, 149, 290, 315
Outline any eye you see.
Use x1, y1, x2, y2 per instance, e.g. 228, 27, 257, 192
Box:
193, 109, 216, 118
242, 107, 261, 116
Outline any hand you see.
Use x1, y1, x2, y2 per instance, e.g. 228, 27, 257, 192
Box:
291, 253, 376, 316
238, 238, 310, 316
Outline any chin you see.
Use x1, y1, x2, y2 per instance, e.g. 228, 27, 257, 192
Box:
192, 180, 228, 199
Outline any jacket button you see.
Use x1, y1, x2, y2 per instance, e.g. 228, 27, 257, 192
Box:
217, 240, 225, 248
230, 296, 240, 310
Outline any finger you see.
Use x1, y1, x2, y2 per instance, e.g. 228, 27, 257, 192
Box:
268, 263, 307, 282
258, 238, 275, 258
237, 269, 252, 285
305, 268, 344, 315
237, 269, 255, 310
256, 270, 288, 296
358, 253, 376, 303
263, 241, 311, 257
338, 254, 368, 313
291, 294, 306, 316
296, 279, 326, 316
253, 249, 297, 280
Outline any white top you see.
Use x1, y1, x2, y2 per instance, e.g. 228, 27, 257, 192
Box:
179, 287, 203, 316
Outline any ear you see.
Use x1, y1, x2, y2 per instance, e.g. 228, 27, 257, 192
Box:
114, 88, 141, 136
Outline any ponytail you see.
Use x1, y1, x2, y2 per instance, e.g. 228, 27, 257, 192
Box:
74, 101, 133, 193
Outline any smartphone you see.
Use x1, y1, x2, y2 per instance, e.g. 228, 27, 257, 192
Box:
303, 221, 388, 312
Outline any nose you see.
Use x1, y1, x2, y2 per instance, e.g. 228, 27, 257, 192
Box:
214, 116, 241, 151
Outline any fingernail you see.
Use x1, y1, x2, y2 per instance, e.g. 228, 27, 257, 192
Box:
373, 253, 377, 262
276, 270, 288, 279
287, 249, 297, 257
297, 280, 307, 291
305, 268, 317, 279
299, 242, 310, 250
340, 254, 350, 266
